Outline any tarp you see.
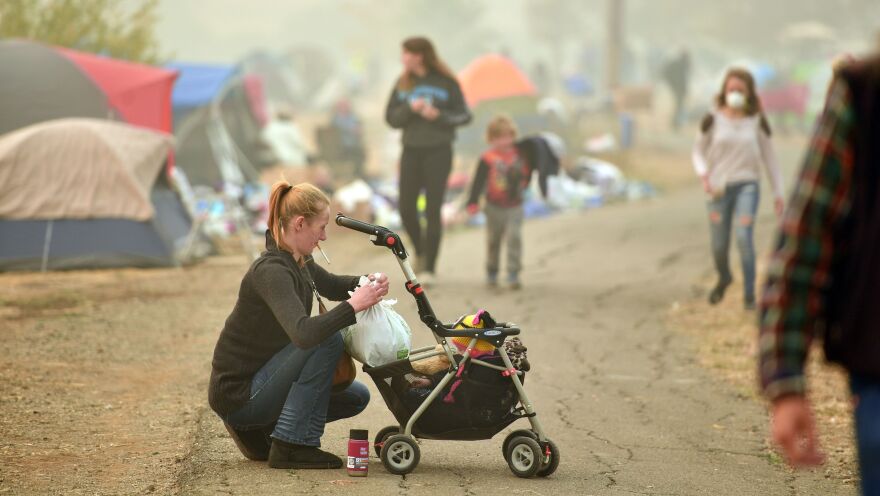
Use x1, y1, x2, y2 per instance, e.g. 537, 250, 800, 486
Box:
0, 40, 112, 136
0, 118, 173, 221
58, 47, 178, 133
458, 54, 538, 107
165, 62, 236, 114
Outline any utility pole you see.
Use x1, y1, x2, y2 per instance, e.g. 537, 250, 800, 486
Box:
606, 0, 624, 93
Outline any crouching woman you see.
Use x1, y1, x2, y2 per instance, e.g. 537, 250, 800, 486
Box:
208, 182, 388, 469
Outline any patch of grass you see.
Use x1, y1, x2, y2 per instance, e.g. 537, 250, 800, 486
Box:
3, 292, 86, 319
668, 271, 857, 484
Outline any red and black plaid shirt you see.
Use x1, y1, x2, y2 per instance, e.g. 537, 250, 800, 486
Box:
758, 77, 856, 400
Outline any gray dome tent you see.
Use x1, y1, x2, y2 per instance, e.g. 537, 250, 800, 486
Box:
0, 119, 193, 271
0, 40, 113, 136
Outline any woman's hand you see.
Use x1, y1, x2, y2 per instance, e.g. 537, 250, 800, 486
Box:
409, 98, 426, 112
348, 277, 389, 313
700, 175, 712, 195
420, 105, 439, 121
774, 197, 785, 219
367, 273, 390, 295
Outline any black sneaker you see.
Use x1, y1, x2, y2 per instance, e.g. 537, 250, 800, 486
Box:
708, 277, 732, 305
744, 296, 756, 311
267, 439, 343, 469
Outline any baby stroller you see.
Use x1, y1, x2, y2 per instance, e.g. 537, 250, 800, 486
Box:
336, 214, 559, 478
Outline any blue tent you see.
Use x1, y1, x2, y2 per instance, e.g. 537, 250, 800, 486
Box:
166, 62, 269, 186
165, 62, 236, 120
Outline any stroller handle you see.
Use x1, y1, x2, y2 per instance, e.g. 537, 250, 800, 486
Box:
336, 213, 409, 261
336, 214, 383, 236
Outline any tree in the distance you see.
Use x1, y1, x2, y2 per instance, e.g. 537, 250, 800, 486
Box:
0, 0, 166, 64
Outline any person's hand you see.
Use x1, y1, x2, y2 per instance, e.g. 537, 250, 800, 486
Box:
420, 105, 440, 121
774, 197, 785, 219
409, 98, 426, 112
348, 280, 388, 312
367, 272, 390, 295
700, 175, 712, 195
771, 395, 825, 468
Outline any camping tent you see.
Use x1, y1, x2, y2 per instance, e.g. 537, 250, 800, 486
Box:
0, 118, 192, 271
458, 54, 538, 108
456, 55, 545, 155
166, 62, 237, 125
167, 62, 266, 187
240, 50, 303, 114
58, 47, 178, 133
0, 40, 113, 136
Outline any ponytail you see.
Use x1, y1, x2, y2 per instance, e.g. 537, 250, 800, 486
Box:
266, 181, 330, 252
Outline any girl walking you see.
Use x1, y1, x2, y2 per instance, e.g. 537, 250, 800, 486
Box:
693, 67, 784, 309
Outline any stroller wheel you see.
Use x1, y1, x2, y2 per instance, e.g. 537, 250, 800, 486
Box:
380, 435, 421, 475
374, 425, 400, 458
536, 439, 560, 477
502, 429, 537, 458
505, 436, 542, 478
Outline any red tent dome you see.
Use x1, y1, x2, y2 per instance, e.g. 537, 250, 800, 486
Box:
57, 47, 178, 134
458, 54, 538, 107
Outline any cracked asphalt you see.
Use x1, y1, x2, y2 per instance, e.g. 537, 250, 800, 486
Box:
177, 186, 854, 495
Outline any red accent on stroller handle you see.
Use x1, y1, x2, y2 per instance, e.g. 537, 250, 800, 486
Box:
336, 213, 408, 259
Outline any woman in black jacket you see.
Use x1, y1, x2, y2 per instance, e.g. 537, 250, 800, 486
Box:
385, 36, 472, 285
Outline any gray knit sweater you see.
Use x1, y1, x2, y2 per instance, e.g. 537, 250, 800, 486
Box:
208, 232, 358, 415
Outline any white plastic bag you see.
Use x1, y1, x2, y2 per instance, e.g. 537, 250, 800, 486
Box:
342, 276, 412, 367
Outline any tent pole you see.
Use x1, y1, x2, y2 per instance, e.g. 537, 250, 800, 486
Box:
41, 219, 54, 273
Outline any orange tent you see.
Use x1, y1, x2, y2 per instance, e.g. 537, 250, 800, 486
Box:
457, 54, 538, 107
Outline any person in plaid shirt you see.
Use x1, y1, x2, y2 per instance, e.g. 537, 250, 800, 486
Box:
759, 53, 880, 495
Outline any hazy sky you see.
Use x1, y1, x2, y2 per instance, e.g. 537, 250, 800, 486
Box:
155, 0, 530, 65
154, 0, 876, 70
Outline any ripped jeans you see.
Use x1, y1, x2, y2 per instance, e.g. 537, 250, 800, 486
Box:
707, 181, 760, 301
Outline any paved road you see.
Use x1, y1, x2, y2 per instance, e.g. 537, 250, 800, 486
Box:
178, 185, 853, 495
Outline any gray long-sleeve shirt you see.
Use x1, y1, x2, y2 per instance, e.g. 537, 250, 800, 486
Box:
692, 110, 784, 199
208, 232, 358, 415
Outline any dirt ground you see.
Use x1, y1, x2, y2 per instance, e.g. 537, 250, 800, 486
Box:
0, 137, 858, 495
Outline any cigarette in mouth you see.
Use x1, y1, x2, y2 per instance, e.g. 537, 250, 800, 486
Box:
317, 244, 331, 264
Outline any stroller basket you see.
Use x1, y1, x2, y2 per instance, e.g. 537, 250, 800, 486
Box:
364, 353, 524, 441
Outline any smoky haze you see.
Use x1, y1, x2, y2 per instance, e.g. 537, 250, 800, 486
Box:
156, 0, 878, 78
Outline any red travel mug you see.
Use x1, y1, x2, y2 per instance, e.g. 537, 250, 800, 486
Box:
347, 429, 369, 477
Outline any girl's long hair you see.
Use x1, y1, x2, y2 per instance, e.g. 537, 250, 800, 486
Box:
397, 36, 458, 91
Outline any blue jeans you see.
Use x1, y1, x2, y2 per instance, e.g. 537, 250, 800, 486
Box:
707, 181, 760, 301
852, 374, 880, 496
223, 335, 370, 447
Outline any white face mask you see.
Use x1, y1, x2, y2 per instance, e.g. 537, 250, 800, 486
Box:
725, 91, 746, 109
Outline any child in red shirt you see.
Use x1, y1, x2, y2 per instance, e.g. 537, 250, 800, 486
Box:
466, 116, 533, 289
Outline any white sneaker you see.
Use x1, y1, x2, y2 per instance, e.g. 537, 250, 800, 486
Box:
417, 272, 435, 287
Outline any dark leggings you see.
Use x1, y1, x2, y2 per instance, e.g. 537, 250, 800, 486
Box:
399, 144, 453, 273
